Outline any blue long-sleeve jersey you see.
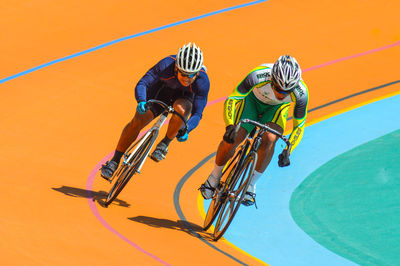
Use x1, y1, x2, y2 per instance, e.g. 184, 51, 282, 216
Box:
135, 55, 210, 133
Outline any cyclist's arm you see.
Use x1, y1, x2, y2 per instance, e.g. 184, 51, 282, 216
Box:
223, 66, 269, 125
186, 72, 210, 132
223, 95, 246, 126
134, 56, 173, 103
288, 80, 309, 153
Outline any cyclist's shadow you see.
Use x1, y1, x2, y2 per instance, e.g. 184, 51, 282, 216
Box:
52, 185, 130, 208
128, 216, 213, 241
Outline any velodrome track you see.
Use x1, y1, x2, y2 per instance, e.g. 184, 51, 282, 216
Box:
1, 0, 399, 265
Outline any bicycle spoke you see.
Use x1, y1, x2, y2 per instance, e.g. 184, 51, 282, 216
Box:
203, 197, 220, 230
213, 153, 257, 241
203, 149, 244, 231
105, 131, 157, 206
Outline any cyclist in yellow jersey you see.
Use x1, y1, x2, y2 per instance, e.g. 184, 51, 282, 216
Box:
200, 55, 309, 206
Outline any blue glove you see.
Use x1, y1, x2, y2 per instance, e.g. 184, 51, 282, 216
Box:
137, 101, 147, 114
176, 128, 189, 142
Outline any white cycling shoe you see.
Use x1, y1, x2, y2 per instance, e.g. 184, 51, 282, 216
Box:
242, 192, 256, 206
200, 173, 220, 199
200, 180, 216, 199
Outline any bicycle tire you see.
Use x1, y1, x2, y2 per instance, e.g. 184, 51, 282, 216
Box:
105, 130, 158, 206
213, 152, 257, 241
203, 149, 242, 230
204, 141, 250, 230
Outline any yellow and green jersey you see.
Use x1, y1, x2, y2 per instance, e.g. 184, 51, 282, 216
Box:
223, 64, 309, 152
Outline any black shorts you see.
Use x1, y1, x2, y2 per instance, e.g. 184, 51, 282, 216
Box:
147, 86, 194, 117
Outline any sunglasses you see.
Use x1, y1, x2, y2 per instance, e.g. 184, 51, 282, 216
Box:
177, 69, 198, 78
271, 77, 293, 95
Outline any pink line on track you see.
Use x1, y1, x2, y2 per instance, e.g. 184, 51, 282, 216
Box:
303, 40, 400, 72
85, 40, 399, 263
207, 96, 228, 106
206, 41, 400, 106
86, 152, 171, 265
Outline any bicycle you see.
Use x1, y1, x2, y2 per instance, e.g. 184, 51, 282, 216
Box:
104, 99, 187, 207
203, 119, 292, 241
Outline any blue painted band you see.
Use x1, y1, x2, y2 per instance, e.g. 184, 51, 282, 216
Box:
0, 0, 268, 85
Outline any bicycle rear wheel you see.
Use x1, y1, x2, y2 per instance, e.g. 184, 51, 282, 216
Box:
203, 150, 242, 231
105, 130, 158, 206
213, 152, 257, 241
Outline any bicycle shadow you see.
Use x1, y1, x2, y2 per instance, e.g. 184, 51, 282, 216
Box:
128, 215, 213, 241
52, 185, 131, 208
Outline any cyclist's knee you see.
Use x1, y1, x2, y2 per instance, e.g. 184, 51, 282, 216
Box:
132, 111, 153, 128
220, 139, 235, 149
221, 127, 246, 148
173, 98, 192, 116
261, 122, 282, 145
261, 132, 279, 148
235, 127, 248, 144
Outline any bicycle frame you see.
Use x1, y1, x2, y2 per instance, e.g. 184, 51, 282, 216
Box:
122, 111, 168, 173
223, 119, 292, 203
219, 140, 250, 190
236, 118, 292, 157
105, 99, 188, 207
121, 99, 187, 173
219, 119, 292, 196
205, 118, 292, 239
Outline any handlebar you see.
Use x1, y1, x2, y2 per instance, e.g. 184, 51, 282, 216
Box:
236, 119, 292, 156
145, 99, 188, 131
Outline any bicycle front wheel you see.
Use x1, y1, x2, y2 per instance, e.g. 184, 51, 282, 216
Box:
203, 149, 242, 231
105, 130, 158, 206
213, 152, 257, 241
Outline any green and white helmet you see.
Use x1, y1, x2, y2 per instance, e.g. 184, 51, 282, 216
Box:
176, 42, 204, 74
271, 55, 302, 91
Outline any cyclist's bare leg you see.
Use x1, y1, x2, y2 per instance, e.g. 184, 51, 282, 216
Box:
241, 122, 282, 204
255, 122, 283, 172
101, 110, 154, 180
166, 98, 192, 139
115, 110, 154, 153
200, 127, 247, 198
150, 98, 192, 162
215, 127, 247, 167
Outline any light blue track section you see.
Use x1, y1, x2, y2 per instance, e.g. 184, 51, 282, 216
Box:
205, 94, 400, 265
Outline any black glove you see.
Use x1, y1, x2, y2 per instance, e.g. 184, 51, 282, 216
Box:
223, 125, 237, 144
278, 150, 290, 167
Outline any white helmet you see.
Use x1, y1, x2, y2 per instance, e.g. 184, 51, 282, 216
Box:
176, 42, 204, 74
271, 55, 302, 91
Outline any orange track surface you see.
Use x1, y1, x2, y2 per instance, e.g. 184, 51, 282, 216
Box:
1, 0, 399, 265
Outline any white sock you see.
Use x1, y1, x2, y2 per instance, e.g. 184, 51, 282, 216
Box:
247, 170, 263, 194
207, 174, 219, 187
211, 163, 224, 179
207, 163, 224, 187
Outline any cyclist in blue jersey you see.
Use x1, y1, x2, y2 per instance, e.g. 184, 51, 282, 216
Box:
100, 43, 210, 180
